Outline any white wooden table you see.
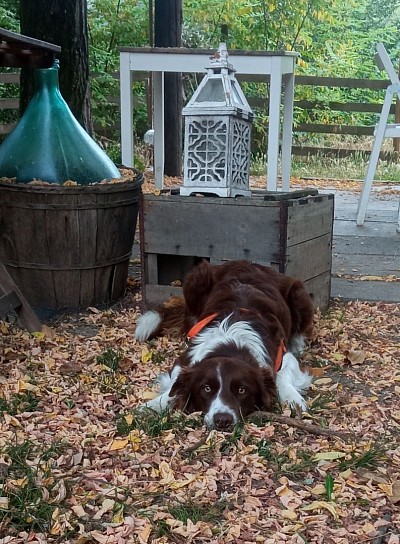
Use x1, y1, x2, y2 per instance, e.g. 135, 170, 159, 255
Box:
119, 47, 299, 191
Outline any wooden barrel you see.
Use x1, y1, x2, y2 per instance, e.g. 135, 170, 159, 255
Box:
0, 170, 143, 311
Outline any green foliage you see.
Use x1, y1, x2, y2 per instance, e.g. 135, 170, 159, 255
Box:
116, 408, 202, 437
0, 0, 19, 32
0, 391, 39, 415
0, 439, 67, 535
2, 0, 400, 155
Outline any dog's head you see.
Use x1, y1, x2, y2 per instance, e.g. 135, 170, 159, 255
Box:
170, 357, 276, 430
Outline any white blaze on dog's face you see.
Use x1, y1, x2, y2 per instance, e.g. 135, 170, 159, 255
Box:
169, 357, 276, 430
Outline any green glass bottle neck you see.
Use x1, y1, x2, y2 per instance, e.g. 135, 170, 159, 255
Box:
34, 67, 60, 92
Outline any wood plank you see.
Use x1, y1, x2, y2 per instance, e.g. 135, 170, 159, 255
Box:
248, 98, 393, 115
0, 262, 41, 332
333, 235, 399, 256
292, 146, 399, 161
0, 97, 19, 109
333, 218, 399, 237
0, 290, 21, 315
142, 196, 281, 264
331, 276, 400, 302
294, 75, 388, 90
285, 233, 332, 280
303, 272, 331, 310
294, 124, 374, 136
332, 253, 400, 276
0, 72, 20, 84
143, 284, 183, 311
286, 196, 334, 246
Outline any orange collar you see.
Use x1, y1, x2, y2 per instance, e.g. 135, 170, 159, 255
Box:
187, 311, 286, 373
187, 312, 219, 339
274, 339, 286, 373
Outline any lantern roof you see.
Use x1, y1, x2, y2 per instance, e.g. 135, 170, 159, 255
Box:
182, 43, 253, 119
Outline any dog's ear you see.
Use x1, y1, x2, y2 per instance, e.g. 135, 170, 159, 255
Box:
183, 260, 214, 316
258, 367, 277, 411
281, 279, 314, 338
170, 367, 195, 411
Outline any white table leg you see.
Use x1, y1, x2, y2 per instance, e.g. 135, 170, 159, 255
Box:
267, 58, 282, 191
281, 70, 295, 192
356, 89, 393, 225
153, 71, 165, 189
120, 52, 134, 167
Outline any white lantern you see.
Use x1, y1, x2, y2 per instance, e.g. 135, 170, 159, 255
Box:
181, 43, 253, 197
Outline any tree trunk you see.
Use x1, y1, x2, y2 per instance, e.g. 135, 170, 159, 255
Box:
154, 0, 182, 176
19, 0, 92, 134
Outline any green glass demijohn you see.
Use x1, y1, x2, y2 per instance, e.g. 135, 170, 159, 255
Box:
0, 61, 121, 185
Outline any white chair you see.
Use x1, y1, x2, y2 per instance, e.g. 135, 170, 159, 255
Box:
356, 43, 400, 233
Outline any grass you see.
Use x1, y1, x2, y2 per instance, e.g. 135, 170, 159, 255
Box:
250, 150, 400, 182
338, 443, 386, 471
0, 391, 40, 415
96, 347, 122, 372
146, 499, 227, 540
0, 438, 67, 536
257, 439, 315, 477
116, 408, 202, 438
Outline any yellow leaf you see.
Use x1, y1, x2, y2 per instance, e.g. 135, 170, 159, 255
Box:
141, 348, 152, 364
314, 377, 332, 385
129, 430, 142, 451
112, 503, 125, 524
3, 414, 20, 427
227, 524, 241, 537
310, 483, 327, 495
302, 500, 339, 520
170, 474, 197, 489
138, 520, 152, 543
281, 509, 298, 520
378, 482, 393, 496
125, 413, 134, 425
17, 380, 41, 394
159, 461, 175, 485
108, 438, 129, 451
314, 451, 346, 461
141, 390, 158, 400
332, 353, 345, 361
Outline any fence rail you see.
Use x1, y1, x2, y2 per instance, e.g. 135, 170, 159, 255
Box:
0, 70, 394, 157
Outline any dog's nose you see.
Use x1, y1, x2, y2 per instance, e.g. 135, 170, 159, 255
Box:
213, 412, 234, 430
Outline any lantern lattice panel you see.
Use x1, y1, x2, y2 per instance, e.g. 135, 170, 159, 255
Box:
182, 115, 252, 197
185, 118, 228, 185
231, 119, 251, 189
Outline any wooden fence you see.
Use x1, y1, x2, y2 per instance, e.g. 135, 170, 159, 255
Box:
0, 70, 394, 157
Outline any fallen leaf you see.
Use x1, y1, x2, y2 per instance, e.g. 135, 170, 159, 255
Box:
302, 500, 339, 519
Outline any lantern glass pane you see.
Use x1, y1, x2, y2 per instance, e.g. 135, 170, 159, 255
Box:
231, 81, 244, 106
196, 79, 225, 103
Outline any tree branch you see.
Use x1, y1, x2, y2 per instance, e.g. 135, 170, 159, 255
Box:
247, 411, 352, 439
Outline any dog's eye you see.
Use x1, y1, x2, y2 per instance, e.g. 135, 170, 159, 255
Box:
202, 385, 212, 393
238, 387, 246, 395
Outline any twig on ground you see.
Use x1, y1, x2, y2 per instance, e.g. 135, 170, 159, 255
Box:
371, 513, 392, 544
247, 411, 352, 439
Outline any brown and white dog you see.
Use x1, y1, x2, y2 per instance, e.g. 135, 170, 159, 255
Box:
135, 260, 314, 430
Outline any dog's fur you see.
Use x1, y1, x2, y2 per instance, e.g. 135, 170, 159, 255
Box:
135, 260, 314, 430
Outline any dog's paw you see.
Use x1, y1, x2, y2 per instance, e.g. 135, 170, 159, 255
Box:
278, 387, 309, 413
138, 392, 175, 413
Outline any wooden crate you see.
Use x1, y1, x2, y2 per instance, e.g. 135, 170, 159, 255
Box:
140, 191, 334, 310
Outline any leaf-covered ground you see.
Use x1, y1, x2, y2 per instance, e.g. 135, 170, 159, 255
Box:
1, 283, 399, 543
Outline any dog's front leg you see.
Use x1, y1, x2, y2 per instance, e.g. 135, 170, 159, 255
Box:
275, 352, 312, 411
139, 365, 182, 413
